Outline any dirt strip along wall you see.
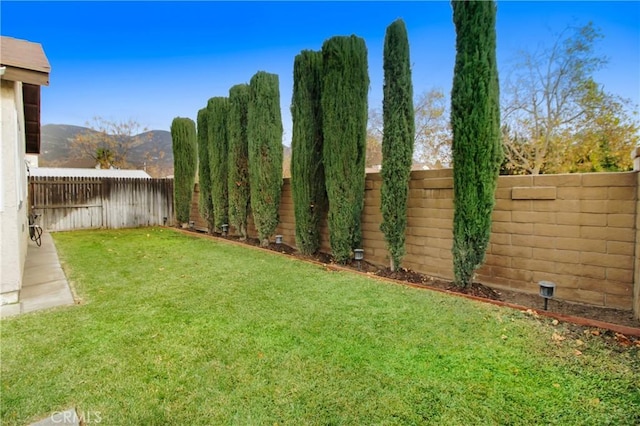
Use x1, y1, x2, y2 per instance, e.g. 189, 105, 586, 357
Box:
192, 169, 637, 311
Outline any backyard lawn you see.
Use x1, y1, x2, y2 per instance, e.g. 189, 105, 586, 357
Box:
1, 228, 639, 425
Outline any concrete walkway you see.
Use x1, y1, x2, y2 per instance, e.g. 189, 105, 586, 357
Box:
0, 232, 75, 318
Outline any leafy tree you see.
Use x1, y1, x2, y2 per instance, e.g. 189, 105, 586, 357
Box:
227, 84, 251, 240
95, 147, 115, 169
366, 108, 384, 168
197, 107, 214, 232
367, 88, 451, 169
248, 71, 283, 247
560, 83, 638, 172
414, 89, 452, 168
70, 117, 151, 169
207, 97, 229, 231
171, 117, 197, 225
451, 0, 502, 287
380, 19, 415, 271
322, 35, 369, 263
501, 22, 637, 174
291, 49, 327, 255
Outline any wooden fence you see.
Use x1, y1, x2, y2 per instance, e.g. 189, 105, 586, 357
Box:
29, 177, 174, 231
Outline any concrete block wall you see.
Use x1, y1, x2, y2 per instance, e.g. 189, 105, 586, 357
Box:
192, 169, 639, 313
480, 172, 636, 310
635, 163, 640, 316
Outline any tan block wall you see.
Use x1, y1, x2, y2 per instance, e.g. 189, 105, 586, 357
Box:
193, 170, 638, 312
635, 171, 640, 316
480, 172, 636, 310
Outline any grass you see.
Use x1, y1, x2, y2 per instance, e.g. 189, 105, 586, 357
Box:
1, 228, 639, 425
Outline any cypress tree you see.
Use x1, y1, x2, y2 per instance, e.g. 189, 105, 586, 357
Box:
380, 19, 415, 272
207, 97, 229, 231
197, 107, 214, 232
451, 0, 502, 287
227, 84, 251, 240
248, 71, 283, 247
291, 50, 326, 255
171, 117, 197, 225
321, 35, 369, 263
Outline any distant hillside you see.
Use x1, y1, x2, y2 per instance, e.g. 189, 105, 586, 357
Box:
40, 124, 293, 178
40, 124, 174, 177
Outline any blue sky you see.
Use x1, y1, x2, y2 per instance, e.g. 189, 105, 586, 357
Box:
2, 1, 639, 145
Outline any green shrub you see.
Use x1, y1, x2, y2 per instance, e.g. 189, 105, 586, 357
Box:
380, 19, 415, 271
321, 35, 369, 263
171, 117, 197, 225
228, 84, 251, 240
207, 97, 229, 231
291, 50, 326, 255
197, 107, 214, 232
248, 71, 283, 246
451, 0, 502, 286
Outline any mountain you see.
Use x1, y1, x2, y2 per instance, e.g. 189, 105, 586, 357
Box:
40, 124, 293, 178
40, 124, 174, 177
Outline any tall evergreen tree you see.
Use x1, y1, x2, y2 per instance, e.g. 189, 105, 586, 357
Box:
291, 50, 326, 255
228, 84, 251, 240
321, 35, 369, 263
197, 107, 214, 232
248, 71, 283, 247
451, 0, 502, 287
171, 117, 197, 225
380, 19, 415, 272
207, 97, 229, 231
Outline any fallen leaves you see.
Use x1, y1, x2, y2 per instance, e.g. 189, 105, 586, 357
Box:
552, 332, 566, 342
614, 333, 632, 347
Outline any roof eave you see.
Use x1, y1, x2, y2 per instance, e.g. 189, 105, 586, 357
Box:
1, 66, 49, 86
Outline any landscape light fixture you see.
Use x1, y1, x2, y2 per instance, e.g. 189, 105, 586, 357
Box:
354, 249, 364, 271
538, 280, 556, 311
163, 216, 167, 226
189, 221, 195, 230
221, 224, 229, 236
275, 235, 283, 245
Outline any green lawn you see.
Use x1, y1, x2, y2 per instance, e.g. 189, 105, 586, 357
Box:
1, 228, 639, 425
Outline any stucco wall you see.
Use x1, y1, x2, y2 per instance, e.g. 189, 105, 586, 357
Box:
0, 79, 29, 305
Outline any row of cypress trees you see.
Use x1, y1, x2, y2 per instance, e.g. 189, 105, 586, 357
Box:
290, 23, 413, 269
291, 5, 500, 282
290, 36, 369, 264
185, 72, 283, 247
174, 2, 501, 286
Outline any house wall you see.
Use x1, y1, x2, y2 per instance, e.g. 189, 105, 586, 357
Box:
191, 169, 638, 315
0, 79, 29, 305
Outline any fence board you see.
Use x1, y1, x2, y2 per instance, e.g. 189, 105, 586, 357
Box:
29, 177, 174, 231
